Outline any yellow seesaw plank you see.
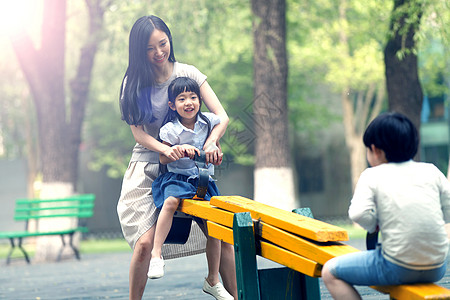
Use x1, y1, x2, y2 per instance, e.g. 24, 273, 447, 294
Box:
260, 241, 322, 278
211, 196, 348, 242
179, 199, 234, 227
206, 221, 321, 278
372, 283, 450, 300
257, 221, 359, 265
207, 221, 234, 244
208, 218, 357, 266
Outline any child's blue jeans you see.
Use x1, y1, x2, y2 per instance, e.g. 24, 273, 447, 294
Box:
327, 247, 447, 286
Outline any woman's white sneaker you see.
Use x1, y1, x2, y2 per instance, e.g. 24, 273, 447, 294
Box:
202, 279, 234, 300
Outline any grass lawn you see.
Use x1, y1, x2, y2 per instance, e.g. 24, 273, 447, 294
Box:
79, 238, 132, 253
0, 238, 131, 260
338, 223, 366, 239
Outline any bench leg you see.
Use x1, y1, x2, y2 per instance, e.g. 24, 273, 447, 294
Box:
57, 234, 66, 261
6, 238, 30, 265
6, 238, 16, 265
57, 233, 81, 261
17, 237, 31, 264
233, 212, 261, 300
69, 232, 81, 260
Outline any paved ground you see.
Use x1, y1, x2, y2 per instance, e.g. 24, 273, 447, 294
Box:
1, 239, 450, 299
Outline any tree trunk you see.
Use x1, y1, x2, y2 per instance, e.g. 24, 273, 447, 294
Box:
251, 0, 296, 210
68, 0, 107, 189
384, 0, 423, 157
11, 0, 70, 184
10, 0, 106, 261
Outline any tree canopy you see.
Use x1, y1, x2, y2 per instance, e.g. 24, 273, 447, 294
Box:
0, 0, 449, 180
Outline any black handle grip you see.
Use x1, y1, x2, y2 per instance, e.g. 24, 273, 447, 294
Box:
193, 150, 207, 164
366, 231, 379, 250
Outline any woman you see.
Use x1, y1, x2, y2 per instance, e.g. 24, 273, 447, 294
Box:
117, 15, 237, 300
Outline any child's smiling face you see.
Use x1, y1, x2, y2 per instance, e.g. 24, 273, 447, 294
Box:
169, 89, 200, 126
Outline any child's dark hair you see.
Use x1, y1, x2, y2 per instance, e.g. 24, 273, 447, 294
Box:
165, 77, 211, 145
120, 15, 176, 125
363, 112, 418, 162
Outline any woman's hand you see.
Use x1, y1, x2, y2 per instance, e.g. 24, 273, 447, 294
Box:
204, 141, 223, 166
181, 144, 200, 160
162, 145, 185, 162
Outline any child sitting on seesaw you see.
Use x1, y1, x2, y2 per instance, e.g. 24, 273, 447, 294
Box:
148, 77, 234, 300
322, 112, 450, 300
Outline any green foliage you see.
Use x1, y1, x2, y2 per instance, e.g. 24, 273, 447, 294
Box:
1, 0, 449, 178
417, 0, 450, 99
155, 0, 254, 116
420, 40, 449, 98
0, 33, 37, 159
84, 100, 135, 178
387, 0, 449, 60
0, 58, 32, 158
388, 0, 424, 38
288, 0, 390, 90
220, 117, 255, 165
286, 0, 391, 135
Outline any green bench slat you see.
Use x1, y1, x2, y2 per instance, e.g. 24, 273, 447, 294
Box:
10, 195, 96, 221
16, 198, 95, 204
14, 212, 94, 220
0, 227, 89, 239
15, 204, 94, 212
15, 194, 95, 204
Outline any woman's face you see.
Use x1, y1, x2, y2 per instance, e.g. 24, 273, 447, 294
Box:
147, 29, 171, 68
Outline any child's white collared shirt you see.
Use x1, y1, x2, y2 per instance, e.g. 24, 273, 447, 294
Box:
159, 112, 220, 178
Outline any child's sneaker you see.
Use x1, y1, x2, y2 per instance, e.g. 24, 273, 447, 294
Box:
202, 279, 234, 300
147, 257, 165, 279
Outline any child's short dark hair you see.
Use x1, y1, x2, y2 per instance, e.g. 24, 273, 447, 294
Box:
363, 112, 419, 162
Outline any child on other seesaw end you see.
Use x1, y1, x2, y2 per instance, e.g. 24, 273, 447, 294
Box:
322, 112, 450, 300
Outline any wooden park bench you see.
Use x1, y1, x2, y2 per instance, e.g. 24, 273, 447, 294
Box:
177, 195, 450, 300
0, 193, 96, 265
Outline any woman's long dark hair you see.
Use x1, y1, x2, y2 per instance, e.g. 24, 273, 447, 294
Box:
119, 15, 176, 126
165, 77, 211, 146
